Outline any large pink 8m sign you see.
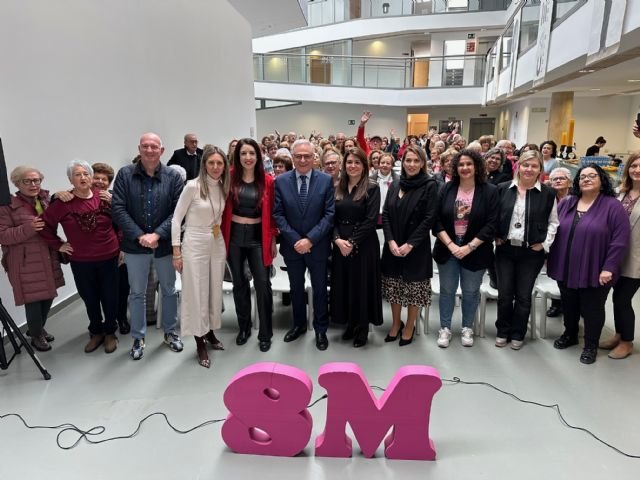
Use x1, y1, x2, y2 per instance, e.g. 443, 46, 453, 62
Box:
221, 362, 442, 460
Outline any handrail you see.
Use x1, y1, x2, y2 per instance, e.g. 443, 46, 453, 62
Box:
302, 0, 513, 29
253, 53, 487, 89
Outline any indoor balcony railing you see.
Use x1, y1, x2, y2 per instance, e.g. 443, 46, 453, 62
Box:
305, 0, 512, 28
254, 53, 487, 89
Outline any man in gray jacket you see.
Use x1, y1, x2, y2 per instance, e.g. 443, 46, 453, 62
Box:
112, 132, 184, 360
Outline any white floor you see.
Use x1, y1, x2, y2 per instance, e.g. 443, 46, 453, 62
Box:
1, 291, 639, 480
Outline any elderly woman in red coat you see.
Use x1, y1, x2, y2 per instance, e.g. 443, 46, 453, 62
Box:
0, 166, 65, 352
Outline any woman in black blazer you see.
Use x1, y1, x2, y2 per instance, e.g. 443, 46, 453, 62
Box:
432, 150, 499, 348
381, 146, 439, 346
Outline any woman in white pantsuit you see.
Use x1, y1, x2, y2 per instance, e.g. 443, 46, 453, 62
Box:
172, 145, 230, 368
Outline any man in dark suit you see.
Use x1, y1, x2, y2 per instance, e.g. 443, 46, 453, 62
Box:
167, 133, 203, 180
273, 139, 335, 350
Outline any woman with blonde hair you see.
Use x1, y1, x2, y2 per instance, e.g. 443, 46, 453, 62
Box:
172, 145, 230, 368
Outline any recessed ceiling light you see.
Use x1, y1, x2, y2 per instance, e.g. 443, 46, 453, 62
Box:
590, 88, 601, 91
628, 79, 640, 83
528, 89, 538, 93
579, 69, 596, 73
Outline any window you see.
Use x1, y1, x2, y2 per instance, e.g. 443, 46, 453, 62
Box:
444, 39, 465, 86
518, 0, 540, 56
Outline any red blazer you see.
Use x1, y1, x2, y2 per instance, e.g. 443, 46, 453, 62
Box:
221, 173, 277, 267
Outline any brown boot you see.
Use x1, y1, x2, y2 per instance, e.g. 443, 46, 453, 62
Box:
598, 334, 620, 350
31, 334, 52, 352
104, 334, 119, 354
85, 334, 105, 353
608, 341, 633, 359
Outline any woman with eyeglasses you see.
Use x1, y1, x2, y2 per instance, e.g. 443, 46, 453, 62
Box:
484, 148, 512, 186
39, 159, 121, 354
321, 148, 342, 187
494, 150, 559, 350
545, 167, 573, 318
599, 152, 640, 359
0, 167, 65, 352
547, 164, 630, 364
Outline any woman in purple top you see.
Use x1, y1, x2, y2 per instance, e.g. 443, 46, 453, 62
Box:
40, 159, 121, 355
547, 163, 631, 364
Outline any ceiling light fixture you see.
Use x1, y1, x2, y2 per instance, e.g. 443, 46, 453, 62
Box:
628, 79, 640, 83
590, 88, 601, 91
579, 69, 596, 73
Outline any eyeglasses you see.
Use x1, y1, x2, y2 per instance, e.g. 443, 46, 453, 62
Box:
21, 178, 42, 185
550, 177, 569, 182
324, 161, 338, 166
579, 173, 599, 181
293, 153, 313, 160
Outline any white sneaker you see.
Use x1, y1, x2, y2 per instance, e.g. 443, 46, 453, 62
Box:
461, 327, 474, 347
437, 328, 452, 348
510, 339, 524, 350
495, 336, 508, 348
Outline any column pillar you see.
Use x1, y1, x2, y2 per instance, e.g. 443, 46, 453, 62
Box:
547, 92, 574, 145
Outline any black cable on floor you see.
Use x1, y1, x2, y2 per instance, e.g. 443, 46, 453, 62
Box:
1, 377, 638, 458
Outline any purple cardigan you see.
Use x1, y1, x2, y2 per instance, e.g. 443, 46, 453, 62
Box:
547, 194, 630, 288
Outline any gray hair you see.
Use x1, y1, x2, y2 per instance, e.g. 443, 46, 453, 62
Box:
549, 167, 572, 180
10, 166, 44, 187
291, 138, 312, 153
66, 159, 93, 179
168, 164, 187, 183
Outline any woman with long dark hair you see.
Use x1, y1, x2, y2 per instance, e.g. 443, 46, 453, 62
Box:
331, 147, 382, 347
221, 138, 277, 352
172, 145, 229, 368
548, 163, 630, 364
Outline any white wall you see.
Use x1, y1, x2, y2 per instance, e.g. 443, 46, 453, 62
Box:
572, 95, 639, 156
0, 0, 256, 325
256, 102, 408, 140
498, 97, 551, 145
408, 105, 500, 138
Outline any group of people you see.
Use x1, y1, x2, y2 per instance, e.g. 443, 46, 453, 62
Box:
1, 121, 638, 368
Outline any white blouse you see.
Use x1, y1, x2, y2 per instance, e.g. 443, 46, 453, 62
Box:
171, 177, 225, 246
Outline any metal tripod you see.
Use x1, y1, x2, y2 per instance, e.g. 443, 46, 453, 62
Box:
0, 298, 51, 380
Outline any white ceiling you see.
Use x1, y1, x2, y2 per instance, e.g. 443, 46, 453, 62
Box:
228, 0, 308, 37
544, 55, 640, 97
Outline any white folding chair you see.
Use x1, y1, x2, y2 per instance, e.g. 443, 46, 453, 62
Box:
531, 274, 561, 339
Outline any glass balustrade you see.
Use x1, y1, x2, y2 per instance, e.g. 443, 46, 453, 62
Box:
306, 0, 512, 28
254, 53, 486, 89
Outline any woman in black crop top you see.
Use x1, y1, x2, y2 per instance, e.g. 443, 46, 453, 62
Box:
221, 138, 277, 352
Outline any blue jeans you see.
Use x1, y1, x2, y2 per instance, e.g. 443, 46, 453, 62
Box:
124, 253, 177, 340
438, 257, 485, 330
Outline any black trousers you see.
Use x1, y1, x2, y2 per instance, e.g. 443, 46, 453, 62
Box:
495, 244, 545, 341
558, 281, 611, 349
612, 276, 640, 342
24, 298, 54, 337
70, 256, 119, 336
228, 222, 273, 342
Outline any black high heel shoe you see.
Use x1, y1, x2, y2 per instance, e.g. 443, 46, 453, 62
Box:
384, 322, 405, 343
399, 327, 416, 347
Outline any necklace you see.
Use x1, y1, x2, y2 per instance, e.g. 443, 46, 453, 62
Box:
207, 181, 224, 239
